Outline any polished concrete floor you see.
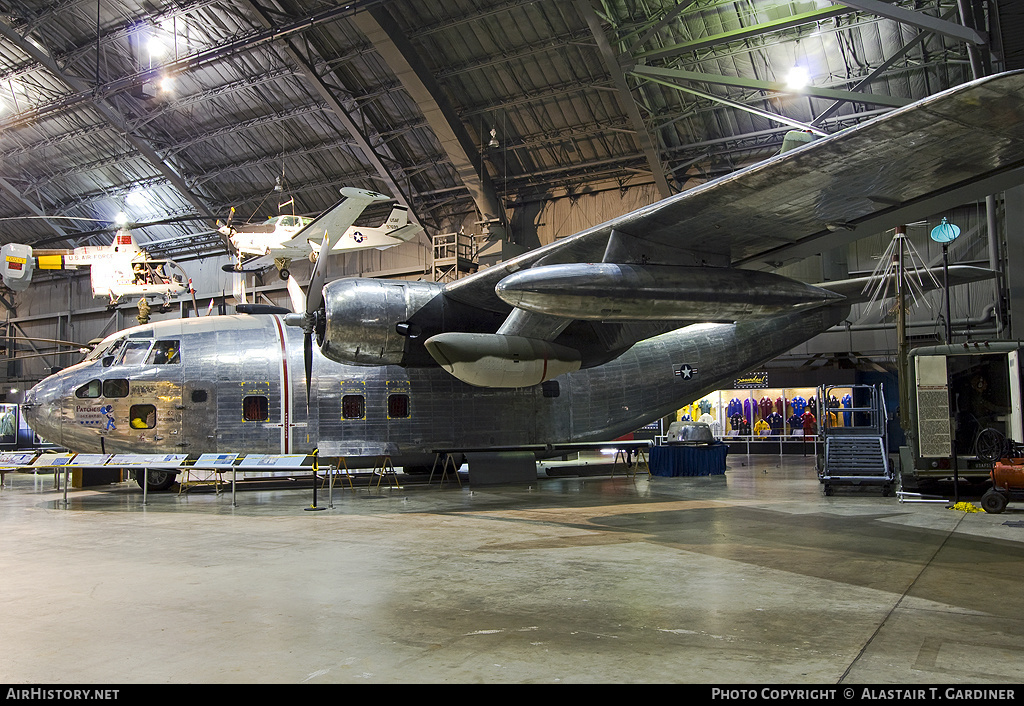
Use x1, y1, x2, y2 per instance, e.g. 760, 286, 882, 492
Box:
1, 452, 1023, 685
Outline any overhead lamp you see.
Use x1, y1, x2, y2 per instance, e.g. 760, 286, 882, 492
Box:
487, 128, 499, 149
158, 75, 175, 93
929, 217, 962, 344
114, 211, 130, 227
785, 65, 810, 91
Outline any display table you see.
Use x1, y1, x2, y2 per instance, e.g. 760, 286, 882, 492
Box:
649, 443, 728, 477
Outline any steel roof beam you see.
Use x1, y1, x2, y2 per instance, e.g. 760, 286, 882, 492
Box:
631, 65, 911, 109
0, 176, 70, 241
237, 0, 418, 225
576, 0, 671, 198
834, 0, 986, 45
0, 19, 217, 232
351, 5, 505, 231
636, 72, 830, 137
634, 6, 853, 62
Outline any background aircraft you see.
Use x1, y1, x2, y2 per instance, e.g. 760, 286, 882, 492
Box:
219, 186, 422, 279
20, 70, 1024, 489
0, 228, 190, 306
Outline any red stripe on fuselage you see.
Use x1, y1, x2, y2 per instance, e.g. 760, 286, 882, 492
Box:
272, 315, 290, 453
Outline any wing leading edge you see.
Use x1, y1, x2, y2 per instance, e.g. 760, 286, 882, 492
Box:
445, 70, 1024, 314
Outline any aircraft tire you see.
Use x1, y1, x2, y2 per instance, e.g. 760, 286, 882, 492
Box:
279, 268, 290, 281
134, 468, 177, 491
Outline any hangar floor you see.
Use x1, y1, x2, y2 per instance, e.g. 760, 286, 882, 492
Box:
1, 452, 1022, 685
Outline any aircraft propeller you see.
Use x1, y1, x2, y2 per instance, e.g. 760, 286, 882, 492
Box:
285, 229, 331, 404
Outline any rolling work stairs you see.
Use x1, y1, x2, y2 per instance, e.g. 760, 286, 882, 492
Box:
817, 384, 894, 496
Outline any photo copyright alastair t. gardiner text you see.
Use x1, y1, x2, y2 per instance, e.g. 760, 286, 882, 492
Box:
710, 688, 1018, 702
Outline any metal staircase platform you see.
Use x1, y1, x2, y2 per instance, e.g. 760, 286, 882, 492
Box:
816, 384, 894, 495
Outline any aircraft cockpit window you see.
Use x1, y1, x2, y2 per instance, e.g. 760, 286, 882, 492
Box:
75, 380, 101, 399
148, 340, 180, 365
118, 340, 153, 366
243, 396, 269, 422
103, 379, 129, 398
85, 336, 123, 362
342, 395, 365, 420
130, 404, 156, 429
387, 394, 410, 419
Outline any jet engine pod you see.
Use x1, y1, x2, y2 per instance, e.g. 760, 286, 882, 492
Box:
495, 263, 844, 321
424, 332, 581, 388
319, 277, 442, 365
1, 243, 35, 292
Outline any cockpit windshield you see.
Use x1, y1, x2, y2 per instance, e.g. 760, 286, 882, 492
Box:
118, 340, 153, 366
265, 215, 312, 229
84, 335, 125, 362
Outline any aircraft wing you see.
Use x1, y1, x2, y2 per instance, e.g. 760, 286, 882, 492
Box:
444, 70, 1024, 314
250, 188, 391, 259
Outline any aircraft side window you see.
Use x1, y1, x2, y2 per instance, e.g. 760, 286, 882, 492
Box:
75, 380, 101, 399
118, 341, 152, 366
149, 340, 180, 365
387, 394, 410, 419
342, 395, 365, 420
103, 379, 129, 398
243, 395, 269, 422
130, 404, 156, 429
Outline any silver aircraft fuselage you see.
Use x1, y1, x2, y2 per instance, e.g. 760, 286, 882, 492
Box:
23, 304, 847, 464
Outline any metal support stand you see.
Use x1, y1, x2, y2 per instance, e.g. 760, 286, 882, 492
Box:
429, 452, 462, 487
306, 449, 326, 511
373, 455, 399, 489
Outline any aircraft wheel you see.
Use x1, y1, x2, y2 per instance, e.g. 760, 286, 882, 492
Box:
279, 268, 290, 281
823, 484, 833, 496
134, 468, 177, 491
980, 488, 1009, 514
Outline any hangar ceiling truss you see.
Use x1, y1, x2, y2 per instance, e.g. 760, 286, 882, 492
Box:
0, 0, 993, 260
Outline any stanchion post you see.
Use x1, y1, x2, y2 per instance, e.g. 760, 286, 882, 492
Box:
306, 449, 326, 511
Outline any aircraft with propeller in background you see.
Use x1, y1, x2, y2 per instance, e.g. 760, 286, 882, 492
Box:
219, 187, 423, 279
18, 70, 1024, 490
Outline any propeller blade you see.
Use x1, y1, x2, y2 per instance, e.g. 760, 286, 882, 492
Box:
286, 274, 306, 314
303, 324, 313, 404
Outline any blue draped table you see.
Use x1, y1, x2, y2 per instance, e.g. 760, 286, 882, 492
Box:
649, 443, 728, 477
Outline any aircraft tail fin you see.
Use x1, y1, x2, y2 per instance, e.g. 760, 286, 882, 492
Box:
382, 206, 409, 229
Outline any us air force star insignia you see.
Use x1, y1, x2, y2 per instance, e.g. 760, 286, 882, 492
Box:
675, 364, 696, 379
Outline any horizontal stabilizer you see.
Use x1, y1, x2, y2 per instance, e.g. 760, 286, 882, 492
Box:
384, 222, 423, 243
817, 265, 995, 305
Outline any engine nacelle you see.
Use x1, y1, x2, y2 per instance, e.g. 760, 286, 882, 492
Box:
320, 278, 443, 365
424, 332, 582, 388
